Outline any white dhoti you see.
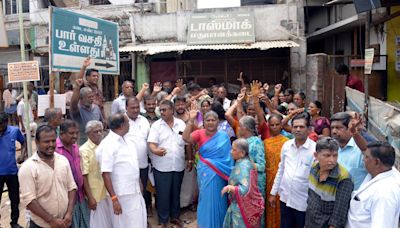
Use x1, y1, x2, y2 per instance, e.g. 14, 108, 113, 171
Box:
90, 198, 112, 228
110, 194, 147, 228
180, 163, 195, 208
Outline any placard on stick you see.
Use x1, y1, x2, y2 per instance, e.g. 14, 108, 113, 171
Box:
7, 61, 40, 83
37, 94, 66, 117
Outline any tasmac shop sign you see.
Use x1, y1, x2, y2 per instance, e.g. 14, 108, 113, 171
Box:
187, 12, 255, 45
50, 7, 119, 74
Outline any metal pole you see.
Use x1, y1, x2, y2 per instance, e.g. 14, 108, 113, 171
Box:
364, 11, 371, 130
18, 0, 32, 157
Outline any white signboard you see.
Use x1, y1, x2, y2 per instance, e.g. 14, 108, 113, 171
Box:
37, 94, 66, 117
197, 0, 240, 9
364, 48, 375, 75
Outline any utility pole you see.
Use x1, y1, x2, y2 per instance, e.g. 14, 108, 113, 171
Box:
18, 0, 32, 157
364, 10, 372, 130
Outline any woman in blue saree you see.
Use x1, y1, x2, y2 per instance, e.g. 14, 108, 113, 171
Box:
183, 109, 234, 228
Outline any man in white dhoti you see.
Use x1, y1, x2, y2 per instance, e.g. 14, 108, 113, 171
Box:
97, 112, 147, 228
124, 97, 153, 216
80, 120, 111, 228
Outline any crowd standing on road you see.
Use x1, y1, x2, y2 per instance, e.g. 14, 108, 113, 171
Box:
0, 60, 400, 228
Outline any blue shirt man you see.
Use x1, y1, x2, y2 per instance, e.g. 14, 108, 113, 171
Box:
0, 111, 26, 228
331, 112, 367, 190
337, 137, 367, 190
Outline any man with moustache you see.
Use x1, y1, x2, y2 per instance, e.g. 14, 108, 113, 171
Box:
19, 125, 77, 228
330, 112, 367, 190
56, 120, 89, 228
78, 57, 105, 117
80, 120, 111, 228
174, 96, 189, 123
97, 112, 147, 227
268, 112, 316, 228
141, 95, 160, 125
148, 100, 192, 227
111, 80, 135, 115
70, 79, 104, 145
346, 141, 400, 228
124, 97, 152, 216
216, 86, 231, 111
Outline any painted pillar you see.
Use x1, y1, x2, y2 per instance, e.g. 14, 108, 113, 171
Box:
136, 54, 149, 92
387, 6, 400, 102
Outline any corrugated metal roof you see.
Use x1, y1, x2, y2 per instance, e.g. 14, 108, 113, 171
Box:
119, 40, 299, 55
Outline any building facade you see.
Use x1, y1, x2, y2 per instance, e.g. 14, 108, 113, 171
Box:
1, 0, 307, 101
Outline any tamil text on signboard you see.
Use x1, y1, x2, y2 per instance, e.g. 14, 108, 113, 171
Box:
50, 7, 119, 74
7, 61, 40, 83
187, 12, 255, 45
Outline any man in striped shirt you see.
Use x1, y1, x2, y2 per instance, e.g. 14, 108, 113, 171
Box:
305, 137, 354, 228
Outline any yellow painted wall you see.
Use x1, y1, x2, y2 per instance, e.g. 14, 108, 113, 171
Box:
387, 6, 400, 102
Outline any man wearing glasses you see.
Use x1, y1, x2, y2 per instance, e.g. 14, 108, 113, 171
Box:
147, 100, 193, 228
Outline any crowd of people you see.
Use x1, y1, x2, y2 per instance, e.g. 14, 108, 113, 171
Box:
1, 59, 400, 228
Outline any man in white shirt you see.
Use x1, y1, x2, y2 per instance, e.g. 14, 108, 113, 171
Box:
268, 112, 316, 228
17, 93, 37, 136
216, 86, 231, 111
346, 141, 400, 228
124, 97, 153, 216
97, 112, 147, 228
148, 100, 193, 228
111, 81, 134, 115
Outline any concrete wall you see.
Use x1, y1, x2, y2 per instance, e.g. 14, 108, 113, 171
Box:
0, 47, 31, 83
307, 7, 328, 34
130, 4, 298, 43
306, 53, 326, 103
307, 4, 357, 34
290, 0, 306, 92
30, 4, 140, 25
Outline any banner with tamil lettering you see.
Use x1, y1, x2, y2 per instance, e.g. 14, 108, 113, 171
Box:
50, 7, 119, 74
187, 12, 255, 45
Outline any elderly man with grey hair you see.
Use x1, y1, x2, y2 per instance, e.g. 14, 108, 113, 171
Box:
70, 78, 104, 145
79, 120, 111, 228
44, 107, 63, 136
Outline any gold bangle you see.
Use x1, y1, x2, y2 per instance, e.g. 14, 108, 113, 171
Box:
111, 195, 118, 202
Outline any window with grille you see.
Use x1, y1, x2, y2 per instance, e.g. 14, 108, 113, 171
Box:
3, 0, 29, 15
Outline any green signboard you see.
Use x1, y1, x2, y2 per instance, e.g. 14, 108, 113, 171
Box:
187, 12, 255, 45
50, 7, 119, 74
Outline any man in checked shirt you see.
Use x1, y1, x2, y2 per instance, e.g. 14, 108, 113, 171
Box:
305, 137, 353, 228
